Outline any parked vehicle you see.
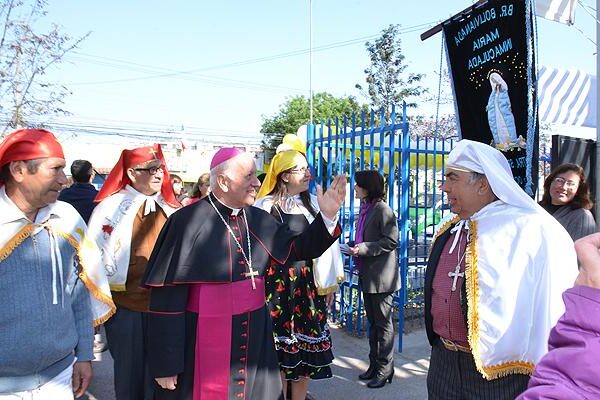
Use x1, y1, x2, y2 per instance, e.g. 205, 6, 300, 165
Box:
408, 194, 449, 239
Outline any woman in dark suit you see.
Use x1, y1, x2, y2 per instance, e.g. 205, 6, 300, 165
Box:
346, 170, 400, 389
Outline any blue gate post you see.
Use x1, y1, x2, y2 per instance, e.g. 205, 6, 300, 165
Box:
378, 108, 385, 175
398, 102, 410, 351
388, 105, 397, 214
360, 111, 366, 171
341, 116, 354, 334
307, 123, 316, 189
317, 123, 324, 188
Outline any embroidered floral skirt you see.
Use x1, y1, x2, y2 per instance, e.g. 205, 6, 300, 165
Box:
265, 259, 333, 381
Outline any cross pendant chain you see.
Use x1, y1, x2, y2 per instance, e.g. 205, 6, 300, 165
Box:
208, 196, 256, 290
448, 265, 465, 292
245, 267, 259, 289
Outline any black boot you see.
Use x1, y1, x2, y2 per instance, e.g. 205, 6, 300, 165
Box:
367, 371, 393, 388
358, 365, 376, 380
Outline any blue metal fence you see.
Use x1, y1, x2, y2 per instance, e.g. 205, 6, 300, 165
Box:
306, 104, 552, 352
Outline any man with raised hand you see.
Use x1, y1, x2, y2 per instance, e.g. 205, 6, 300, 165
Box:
143, 148, 346, 400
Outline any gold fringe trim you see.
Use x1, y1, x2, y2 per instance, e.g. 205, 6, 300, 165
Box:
93, 309, 116, 327
55, 230, 116, 326
316, 284, 340, 296
431, 216, 460, 246
463, 221, 534, 380
0, 223, 115, 327
428, 216, 460, 257
464, 220, 485, 377
110, 284, 127, 292
0, 224, 35, 261
481, 361, 535, 380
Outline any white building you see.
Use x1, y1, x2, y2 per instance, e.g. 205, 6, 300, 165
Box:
58, 129, 264, 182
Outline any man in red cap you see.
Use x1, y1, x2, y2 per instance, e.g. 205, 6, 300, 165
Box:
87, 144, 180, 400
0, 128, 115, 398
143, 148, 347, 400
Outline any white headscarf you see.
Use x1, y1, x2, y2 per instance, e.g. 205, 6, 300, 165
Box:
436, 139, 578, 380
446, 139, 537, 211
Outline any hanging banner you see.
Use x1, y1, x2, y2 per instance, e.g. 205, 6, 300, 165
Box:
443, 0, 538, 195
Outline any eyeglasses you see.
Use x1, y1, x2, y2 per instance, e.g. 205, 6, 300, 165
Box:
288, 167, 310, 176
552, 176, 578, 189
133, 165, 164, 175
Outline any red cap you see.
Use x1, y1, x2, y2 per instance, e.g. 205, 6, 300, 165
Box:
95, 144, 179, 207
0, 128, 65, 186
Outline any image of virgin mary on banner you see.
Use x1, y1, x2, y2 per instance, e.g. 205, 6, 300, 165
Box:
443, 0, 539, 195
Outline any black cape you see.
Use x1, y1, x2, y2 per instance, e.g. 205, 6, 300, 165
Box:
143, 194, 339, 400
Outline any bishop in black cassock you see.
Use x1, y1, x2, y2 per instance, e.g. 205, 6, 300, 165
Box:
142, 148, 346, 400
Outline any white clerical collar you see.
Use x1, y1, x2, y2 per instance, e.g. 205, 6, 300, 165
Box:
213, 195, 241, 216
124, 185, 161, 216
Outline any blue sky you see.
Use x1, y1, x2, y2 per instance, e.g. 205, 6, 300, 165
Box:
41, 0, 597, 140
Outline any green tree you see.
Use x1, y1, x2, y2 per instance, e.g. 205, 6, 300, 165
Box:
0, 0, 90, 134
356, 24, 425, 121
260, 92, 367, 158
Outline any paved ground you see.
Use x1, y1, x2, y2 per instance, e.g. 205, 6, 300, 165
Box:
83, 324, 430, 400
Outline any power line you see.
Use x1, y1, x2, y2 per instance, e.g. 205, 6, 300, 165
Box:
48, 114, 262, 136
64, 21, 437, 86
66, 54, 308, 93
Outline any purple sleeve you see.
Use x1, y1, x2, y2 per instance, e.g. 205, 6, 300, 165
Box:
517, 286, 600, 399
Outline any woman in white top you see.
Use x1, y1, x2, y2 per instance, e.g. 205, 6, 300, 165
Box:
254, 147, 343, 400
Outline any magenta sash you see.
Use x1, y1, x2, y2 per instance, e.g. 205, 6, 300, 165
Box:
186, 278, 266, 400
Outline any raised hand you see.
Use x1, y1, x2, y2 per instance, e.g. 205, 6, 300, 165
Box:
316, 175, 347, 220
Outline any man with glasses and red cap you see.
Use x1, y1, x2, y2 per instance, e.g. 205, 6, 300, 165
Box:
87, 144, 181, 400
142, 147, 347, 400
0, 128, 114, 399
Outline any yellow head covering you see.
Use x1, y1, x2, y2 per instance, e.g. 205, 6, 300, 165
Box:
256, 150, 307, 199
276, 133, 306, 154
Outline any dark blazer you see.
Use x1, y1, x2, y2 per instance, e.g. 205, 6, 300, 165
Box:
351, 200, 400, 294
58, 183, 98, 223
424, 222, 468, 346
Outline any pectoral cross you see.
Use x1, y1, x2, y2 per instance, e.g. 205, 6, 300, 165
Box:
245, 266, 259, 290
448, 265, 464, 292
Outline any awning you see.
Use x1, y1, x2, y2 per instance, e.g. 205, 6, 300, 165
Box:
538, 65, 596, 128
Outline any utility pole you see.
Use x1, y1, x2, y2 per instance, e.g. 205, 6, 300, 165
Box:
309, 0, 313, 126
590, 0, 600, 228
